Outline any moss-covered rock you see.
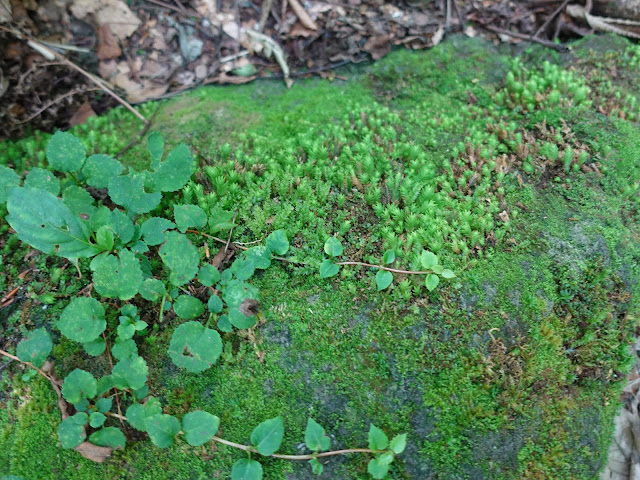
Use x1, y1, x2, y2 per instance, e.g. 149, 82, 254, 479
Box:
1, 34, 639, 479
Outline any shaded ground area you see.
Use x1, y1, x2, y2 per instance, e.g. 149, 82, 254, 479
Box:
3, 0, 640, 139
0, 33, 640, 479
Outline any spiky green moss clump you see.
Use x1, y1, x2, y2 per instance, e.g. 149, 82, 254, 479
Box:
1, 34, 640, 479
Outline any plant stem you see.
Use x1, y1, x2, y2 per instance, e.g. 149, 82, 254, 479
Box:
210, 436, 379, 459
102, 332, 124, 425
336, 261, 430, 275
158, 293, 167, 324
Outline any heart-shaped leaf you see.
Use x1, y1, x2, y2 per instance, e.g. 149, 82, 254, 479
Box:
168, 321, 222, 373
323, 237, 343, 257
425, 273, 440, 291
112, 355, 148, 390
58, 414, 87, 449
144, 414, 180, 448
182, 410, 220, 446
231, 459, 263, 480
139, 278, 166, 302
198, 264, 221, 286
304, 418, 331, 452
89, 412, 107, 428
420, 250, 438, 270
173, 295, 205, 319
151, 143, 194, 193
389, 433, 407, 454
375, 270, 393, 291
24, 167, 60, 196
140, 217, 175, 246
126, 397, 162, 431
108, 173, 161, 215
319, 260, 339, 278
368, 424, 389, 451
251, 416, 284, 456
266, 230, 289, 255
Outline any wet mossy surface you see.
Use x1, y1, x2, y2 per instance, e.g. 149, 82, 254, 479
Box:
1, 34, 640, 479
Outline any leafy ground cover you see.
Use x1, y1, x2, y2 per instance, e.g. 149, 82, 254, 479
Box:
1, 34, 640, 479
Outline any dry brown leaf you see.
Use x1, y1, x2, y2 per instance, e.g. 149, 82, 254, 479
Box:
290, 22, 317, 37
363, 34, 391, 60
69, 101, 96, 127
75, 442, 113, 462
96, 24, 121, 60
70, 0, 140, 39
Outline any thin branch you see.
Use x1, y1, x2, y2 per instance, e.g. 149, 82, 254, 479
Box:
0, 348, 59, 384
335, 261, 432, 275
533, 0, 571, 38
224, 211, 238, 254
484, 25, 569, 52
17, 88, 102, 125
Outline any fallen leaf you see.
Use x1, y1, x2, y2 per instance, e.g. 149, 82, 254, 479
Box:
70, 0, 140, 39
364, 34, 391, 60
96, 24, 121, 60
69, 101, 96, 126
75, 442, 113, 462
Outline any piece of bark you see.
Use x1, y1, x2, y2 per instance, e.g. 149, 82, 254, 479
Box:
96, 24, 122, 60
593, 0, 640, 21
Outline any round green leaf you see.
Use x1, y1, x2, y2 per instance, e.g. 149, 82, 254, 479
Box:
382, 249, 396, 264
245, 246, 271, 269
112, 355, 148, 390
319, 260, 339, 278
58, 414, 87, 449
7, 187, 99, 259
207, 294, 223, 313
375, 270, 393, 291
168, 321, 222, 373
223, 279, 260, 309
110, 209, 134, 243
251, 416, 284, 456
304, 418, 331, 452
126, 397, 162, 431
24, 167, 60, 196
82, 337, 106, 357
230, 257, 256, 281
229, 308, 256, 329
47, 131, 86, 172
309, 458, 324, 475
96, 397, 113, 414
420, 250, 438, 270
144, 414, 181, 448
159, 232, 200, 286
182, 410, 220, 446
231, 458, 263, 480
58, 297, 106, 343
198, 264, 221, 286
0, 164, 20, 203
16, 327, 52, 367
425, 273, 440, 292
217, 315, 233, 332
139, 278, 166, 302
368, 424, 389, 451
61, 369, 97, 404
174, 204, 207, 233
173, 295, 205, 319
90, 249, 143, 300
89, 412, 107, 428
323, 237, 343, 257
89, 426, 126, 449
266, 230, 289, 255
82, 154, 125, 188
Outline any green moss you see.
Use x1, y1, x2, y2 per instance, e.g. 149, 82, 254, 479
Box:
1, 34, 640, 479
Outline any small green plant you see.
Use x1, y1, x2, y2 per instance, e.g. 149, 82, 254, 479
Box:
0, 131, 406, 479
319, 236, 456, 291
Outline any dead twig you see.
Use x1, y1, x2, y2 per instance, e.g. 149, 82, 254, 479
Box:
258, 0, 274, 32
17, 88, 102, 125
114, 104, 161, 158
533, 0, 571, 38
485, 25, 569, 52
